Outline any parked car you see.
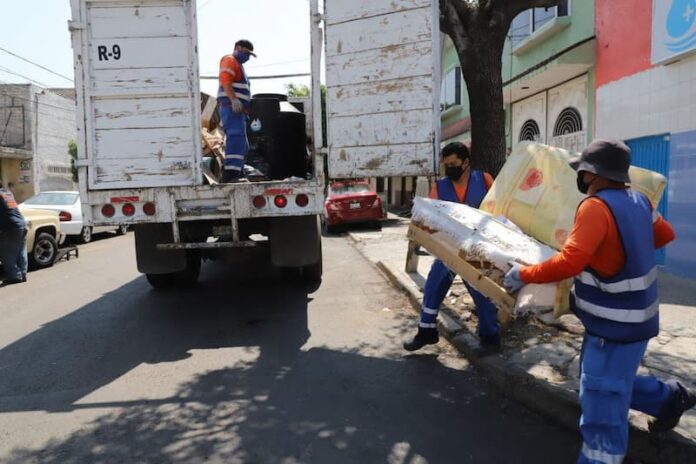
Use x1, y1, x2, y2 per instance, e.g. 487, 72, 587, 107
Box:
323, 180, 384, 233
20, 191, 128, 243
19, 207, 63, 269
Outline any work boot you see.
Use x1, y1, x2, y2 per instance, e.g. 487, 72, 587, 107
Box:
222, 170, 244, 183
403, 327, 439, 351
474, 334, 501, 357
649, 380, 696, 433
2, 278, 23, 286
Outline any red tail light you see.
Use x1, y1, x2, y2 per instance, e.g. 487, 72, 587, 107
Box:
122, 203, 136, 217
296, 194, 309, 207
101, 204, 115, 218
58, 211, 72, 222
371, 197, 382, 208
253, 195, 267, 209
274, 195, 288, 208
143, 202, 156, 216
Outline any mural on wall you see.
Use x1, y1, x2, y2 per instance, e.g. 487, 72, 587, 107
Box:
653, 0, 696, 63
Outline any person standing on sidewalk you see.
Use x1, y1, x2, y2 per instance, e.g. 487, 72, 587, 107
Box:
403, 142, 500, 353
504, 140, 695, 464
218, 39, 256, 183
0, 181, 28, 285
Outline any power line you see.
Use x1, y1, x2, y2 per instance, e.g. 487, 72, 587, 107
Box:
0, 90, 76, 113
197, 0, 217, 11
0, 66, 49, 88
0, 46, 73, 83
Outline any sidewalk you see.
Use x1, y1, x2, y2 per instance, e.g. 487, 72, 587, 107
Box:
348, 215, 696, 463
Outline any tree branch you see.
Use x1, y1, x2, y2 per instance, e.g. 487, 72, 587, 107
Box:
504, 0, 563, 20
439, 0, 473, 57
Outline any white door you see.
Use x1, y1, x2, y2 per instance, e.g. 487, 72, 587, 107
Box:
70, 0, 201, 190
324, 0, 440, 178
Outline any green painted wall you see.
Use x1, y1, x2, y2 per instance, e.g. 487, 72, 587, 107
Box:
441, 1, 595, 139
502, 1, 595, 82
441, 36, 470, 130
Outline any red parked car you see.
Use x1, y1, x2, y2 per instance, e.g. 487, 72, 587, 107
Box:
323, 180, 384, 233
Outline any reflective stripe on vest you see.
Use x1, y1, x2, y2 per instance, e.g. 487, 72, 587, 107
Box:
572, 189, 658, 330
574, 293, 659, 323
577, 266, 658, 293
435, 170, 487, 208
218, 55, 251, 108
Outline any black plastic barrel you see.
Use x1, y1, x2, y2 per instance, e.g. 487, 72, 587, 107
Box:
248, 94, 307, 180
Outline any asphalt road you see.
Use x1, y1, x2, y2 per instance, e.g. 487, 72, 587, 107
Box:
0, 231, 579, 463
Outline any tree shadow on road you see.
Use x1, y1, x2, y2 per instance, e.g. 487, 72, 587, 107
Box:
1, 255, 579, 463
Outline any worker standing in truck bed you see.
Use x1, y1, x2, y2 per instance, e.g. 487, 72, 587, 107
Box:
218, 39, 256, 183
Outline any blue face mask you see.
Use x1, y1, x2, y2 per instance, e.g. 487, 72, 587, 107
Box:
236, 51, 250, 64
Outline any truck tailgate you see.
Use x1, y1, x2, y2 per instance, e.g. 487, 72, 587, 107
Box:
70, 0, 201, 191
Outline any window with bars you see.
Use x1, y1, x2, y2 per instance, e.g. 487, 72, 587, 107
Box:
553, 107, 583, 136
510, 0, 571, 47
519, 119, 541, 142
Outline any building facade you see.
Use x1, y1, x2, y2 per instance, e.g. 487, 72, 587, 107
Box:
440, 1, 595, 154
0, 84, 76, 202
595, 0, 696, 277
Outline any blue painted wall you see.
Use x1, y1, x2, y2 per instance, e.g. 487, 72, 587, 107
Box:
665, 130, 696, 278
625, 134, 671, 265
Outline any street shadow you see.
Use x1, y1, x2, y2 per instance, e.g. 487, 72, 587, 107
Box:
0, 258, 311, 415
4, 345, 579, 464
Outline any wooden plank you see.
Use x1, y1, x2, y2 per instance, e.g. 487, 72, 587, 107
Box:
327, 76, 433, 117
94, 97, 191, 130
90, 37, 190, 70
89, 4, 187, 39
328, 143, 434, 178
330, 109, 434, 147
326, 0, 430, 25
95, 127, 194, 160
90, 67, 190, 96
405, 239, 421, 273
326, 40, 432, 87
407, 223, 515, 323
326, 8, 431, 56
95, 157, 194, 185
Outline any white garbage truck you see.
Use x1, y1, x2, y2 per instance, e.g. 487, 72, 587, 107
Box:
68, 0, 441, 288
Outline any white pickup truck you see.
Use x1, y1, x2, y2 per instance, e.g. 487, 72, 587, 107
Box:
68, 0, 441, 288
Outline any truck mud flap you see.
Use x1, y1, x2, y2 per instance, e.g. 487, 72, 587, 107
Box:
269, 215, 321, 267
134, 223, 187, 274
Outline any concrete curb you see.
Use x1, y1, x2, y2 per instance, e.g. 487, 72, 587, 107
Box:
375, 259, 696, 464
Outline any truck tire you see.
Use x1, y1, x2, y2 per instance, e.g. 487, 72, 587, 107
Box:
116, 225, 129, 236
145, 251, 201, 290
29, 232, 58, 270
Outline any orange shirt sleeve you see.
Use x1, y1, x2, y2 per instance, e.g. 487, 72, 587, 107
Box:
653, 213, 676, 248
520, 198, 612, 284
219, 56, 240, 86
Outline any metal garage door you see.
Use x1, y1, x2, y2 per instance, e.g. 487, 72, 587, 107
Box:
625, 134, 670, 265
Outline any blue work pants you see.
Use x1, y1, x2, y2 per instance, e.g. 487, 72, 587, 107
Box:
577, 334, 673, 464
0, 227, 27, 281
220, 104, 249, 174
419, 259, 498, 340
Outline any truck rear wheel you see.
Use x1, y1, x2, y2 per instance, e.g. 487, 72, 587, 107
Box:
145, 251, 201, 289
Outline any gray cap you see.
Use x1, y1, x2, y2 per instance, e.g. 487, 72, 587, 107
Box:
569, 139, 631, 184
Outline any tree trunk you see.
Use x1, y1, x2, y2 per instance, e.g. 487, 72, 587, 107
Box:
463, 38, 507, 176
